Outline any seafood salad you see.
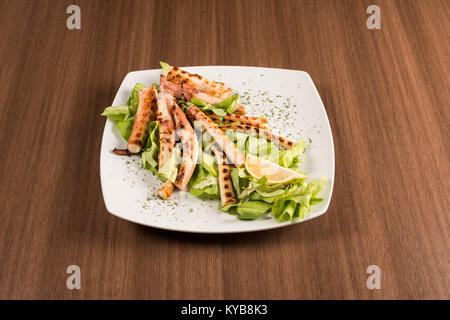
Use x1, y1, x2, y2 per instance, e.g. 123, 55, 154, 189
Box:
101, 62, 326, 222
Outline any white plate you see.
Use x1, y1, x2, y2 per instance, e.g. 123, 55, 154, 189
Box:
100, 66, 335, 233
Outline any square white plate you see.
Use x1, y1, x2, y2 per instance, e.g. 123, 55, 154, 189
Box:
100, 66, 334, 233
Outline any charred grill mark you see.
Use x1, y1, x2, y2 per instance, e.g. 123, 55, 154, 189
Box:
211, 143, 237, 205
176, 171, 185, 183
167, 66, 232, 102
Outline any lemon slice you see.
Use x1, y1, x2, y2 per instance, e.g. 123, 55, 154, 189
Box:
245, 154, 307, 184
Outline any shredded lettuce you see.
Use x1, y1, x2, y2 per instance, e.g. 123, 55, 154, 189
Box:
230, 167, 251, 196
101, 106, 132, 121
102, 79, 325, 224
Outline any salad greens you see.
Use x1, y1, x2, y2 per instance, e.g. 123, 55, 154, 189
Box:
101, 79, 327, 223
101, 83, 148, 140
126, 83, 147, 111
141, 121, 159, 174
189, 165, 220, 199
188, 94, 240, 119
160, 62, 171, 76
140, 120, 180, 183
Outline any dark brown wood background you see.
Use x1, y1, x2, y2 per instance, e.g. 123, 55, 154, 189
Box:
0, 0, 448, 300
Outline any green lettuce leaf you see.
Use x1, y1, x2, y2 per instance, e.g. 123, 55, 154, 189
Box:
270, 177, 327, 222
272, 200, 299, 222
160, 61, 171, 76
219, 200, 272, 219
126, 83, 147, 112
279, 140, 307, 168
101, 106, 132, 121
141, 121, 159, 173
101, 106, 135, 140
151, 82, 160, 91
236, 201, 273, 220
307, 177, 327, 197
214, 95, 239, 114
246, 136, 277, 158
101, 83, 148, 141
190, 98, 208, 107
204, 105, 228, 118
157, 144, 181, 183
200, 151, 218, 177
115, 118, 135, 141
189, 165, 219, 199
190, 98, 227, 118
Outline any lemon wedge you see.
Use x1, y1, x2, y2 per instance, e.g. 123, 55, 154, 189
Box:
245, 154, 307, 184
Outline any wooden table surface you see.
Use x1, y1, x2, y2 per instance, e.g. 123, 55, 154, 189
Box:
0, 0, 448, 300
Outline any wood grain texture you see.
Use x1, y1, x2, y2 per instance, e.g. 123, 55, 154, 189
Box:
0, 0, 448, 299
